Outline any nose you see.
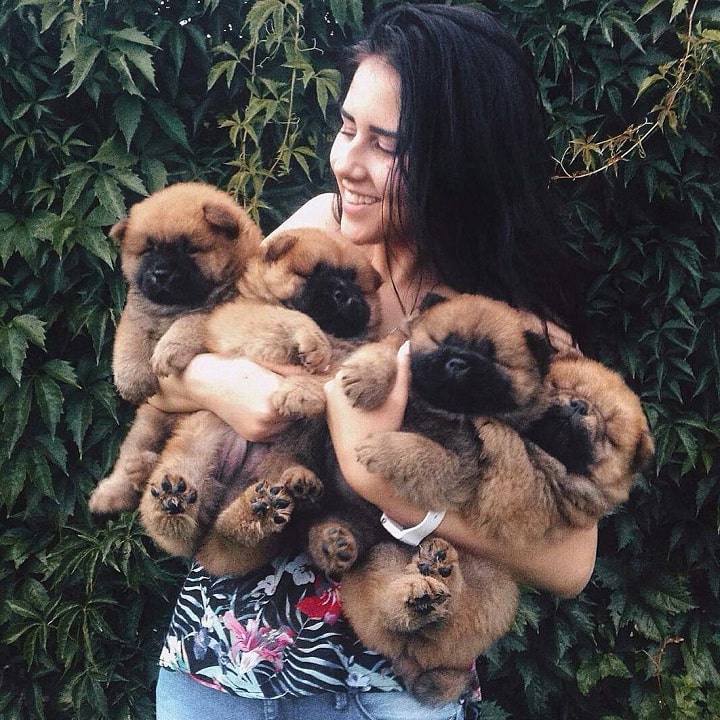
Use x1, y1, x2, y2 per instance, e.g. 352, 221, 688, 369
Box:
331, 133, 367, 182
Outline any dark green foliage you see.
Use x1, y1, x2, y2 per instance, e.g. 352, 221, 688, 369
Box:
0, 1, 718, 718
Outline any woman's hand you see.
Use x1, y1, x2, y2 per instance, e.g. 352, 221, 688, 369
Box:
148, 353, 303, 442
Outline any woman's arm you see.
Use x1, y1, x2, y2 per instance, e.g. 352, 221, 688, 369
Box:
323, 343, 598, 598
148, 354, 302, 442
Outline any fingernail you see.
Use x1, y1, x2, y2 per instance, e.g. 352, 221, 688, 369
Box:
398, 340, 410, 356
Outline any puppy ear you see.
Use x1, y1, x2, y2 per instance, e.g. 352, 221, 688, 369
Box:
202, 203, 240, 239
418, 292, 448, 312
261, 232, 298, 263
630, 427, 655, 475
523, 330, 556, 377
109, 217, 129, 243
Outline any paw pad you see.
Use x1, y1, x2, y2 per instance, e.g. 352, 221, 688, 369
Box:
150, 475, 197, 515
415, 538, 457, 579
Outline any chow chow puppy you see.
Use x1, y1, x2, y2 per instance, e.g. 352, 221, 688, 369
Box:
304, 292, 554, 579
339, 538, 519, 705
88, 181, 262, 515
477, 353, 656, 537
334, 296, 654, 704
354, 351, 653, 539
138, 227, 383, 576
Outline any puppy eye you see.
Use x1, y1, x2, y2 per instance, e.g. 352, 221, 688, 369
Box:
139, 238, 156, 255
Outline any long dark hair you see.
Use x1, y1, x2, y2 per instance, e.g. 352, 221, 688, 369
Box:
337, 3, 585, 337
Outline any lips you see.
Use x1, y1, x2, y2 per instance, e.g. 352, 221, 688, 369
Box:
343, 189, 380, 206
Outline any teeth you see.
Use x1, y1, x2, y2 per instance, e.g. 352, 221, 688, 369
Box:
344, 190, 379, 205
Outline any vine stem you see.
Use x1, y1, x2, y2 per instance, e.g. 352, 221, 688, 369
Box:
267, 4, 299, 178
552, 0, 700, 181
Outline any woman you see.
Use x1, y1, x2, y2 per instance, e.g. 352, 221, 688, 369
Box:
152, 5, 597, 719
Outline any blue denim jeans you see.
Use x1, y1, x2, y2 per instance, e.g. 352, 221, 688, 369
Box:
156, 668, 464, 720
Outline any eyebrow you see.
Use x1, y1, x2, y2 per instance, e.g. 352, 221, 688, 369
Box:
340, 108, 398, 139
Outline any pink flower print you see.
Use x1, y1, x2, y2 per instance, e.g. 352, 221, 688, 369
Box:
295, 577, 342, 623
222, 612, 294, 671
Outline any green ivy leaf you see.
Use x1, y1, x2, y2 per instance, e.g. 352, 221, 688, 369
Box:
576, 653, 633, 695
94, 174, 126, 219
113, 95, 143, 150
42, 359, 79, 387
33, 376, 64, 436
65, 37, 103, 97
146, 98, 191, 150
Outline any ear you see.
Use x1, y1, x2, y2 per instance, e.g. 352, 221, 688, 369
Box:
630, 427, 655, 475
418, 292, 448, 312
523, 330, 556, 377
202, 203, 240, 239
109, 217, 129, 243
261, 232, 298, 263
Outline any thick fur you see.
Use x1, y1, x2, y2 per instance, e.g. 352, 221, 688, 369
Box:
137, 227, 384, 576
339, 539, 519, 705
305, 291, 555, 580
190, 226, 383, 418
88, 182, 262, 515
333, 294, 653, 704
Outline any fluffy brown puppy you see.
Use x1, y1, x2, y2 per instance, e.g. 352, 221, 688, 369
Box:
339, 538, 519, 706
309, 295, 550, 575
359, 352, 654, 539
88, 181, 262, 515
138, 228, 383, 576
336, 298, 653, 704
473, 354, 656, 538
206, 227, 382, 416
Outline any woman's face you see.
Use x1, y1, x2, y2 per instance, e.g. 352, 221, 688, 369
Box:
330, 56, 404, 247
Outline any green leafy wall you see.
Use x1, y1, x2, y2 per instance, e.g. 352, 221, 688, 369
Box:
0, 1, 717, 719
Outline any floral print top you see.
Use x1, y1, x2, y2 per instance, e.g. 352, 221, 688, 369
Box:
159, 553, 406, 698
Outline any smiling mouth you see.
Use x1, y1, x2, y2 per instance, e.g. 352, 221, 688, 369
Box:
343, 189, 380, 206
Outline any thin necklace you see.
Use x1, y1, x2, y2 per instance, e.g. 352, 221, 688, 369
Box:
389, 265, 425, 319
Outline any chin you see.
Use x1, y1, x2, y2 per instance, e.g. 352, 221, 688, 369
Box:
338, 218, 377, 246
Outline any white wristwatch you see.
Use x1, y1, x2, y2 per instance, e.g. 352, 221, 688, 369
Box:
380, 510, 446, 546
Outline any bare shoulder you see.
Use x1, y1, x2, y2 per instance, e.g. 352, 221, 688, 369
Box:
265, 193, 339, 239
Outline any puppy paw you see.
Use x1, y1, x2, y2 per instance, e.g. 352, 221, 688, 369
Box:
149, 475, 198, 515
151, 339, 199, 377
402, 576, 452, 628
123, 450, 161, 488
356, 433, 458, 508
355, 433, 413, 482
272, 377, 326, 417
292, 326, 333, 373
280, 466, 323, 502
338, 344, 397, 409
309, 523, 358, 577
88, 475, 141, 515
413, 538, 458, 580
249, 481, 295, 528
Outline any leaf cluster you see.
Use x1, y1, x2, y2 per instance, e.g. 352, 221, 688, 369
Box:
0, 1, 363, 718
472, 1, 720, 718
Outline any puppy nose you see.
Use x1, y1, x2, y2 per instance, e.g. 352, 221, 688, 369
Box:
569, 399, 587, 416
333, 286, 359, 307
445, 357, 469, 375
